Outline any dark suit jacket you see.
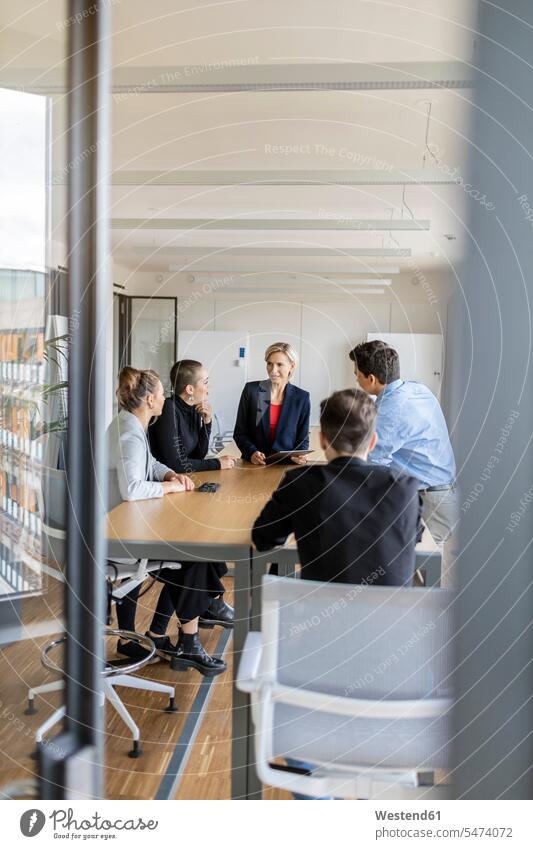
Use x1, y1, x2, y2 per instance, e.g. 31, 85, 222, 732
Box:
233, 380, 311, 462
252, 456, 423, 586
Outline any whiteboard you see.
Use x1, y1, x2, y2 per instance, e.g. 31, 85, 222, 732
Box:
177, 330, 249, 434
367, 332, 443, 399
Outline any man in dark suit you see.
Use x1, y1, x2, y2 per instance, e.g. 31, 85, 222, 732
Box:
252, 387, 422, 586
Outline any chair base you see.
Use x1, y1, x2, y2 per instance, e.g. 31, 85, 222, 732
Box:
26, 673, 176, 757
128, 740, 143, 758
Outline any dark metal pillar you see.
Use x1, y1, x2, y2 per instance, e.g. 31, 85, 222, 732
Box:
40, 0, 110, 799
452, 0, 533, 800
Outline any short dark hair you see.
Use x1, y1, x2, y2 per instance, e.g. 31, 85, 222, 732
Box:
320, 388, 376, 454
170, 359, 203, 395
349, 340, 400, 384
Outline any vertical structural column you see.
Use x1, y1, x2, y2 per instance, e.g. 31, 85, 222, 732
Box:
451, 1, 533, 798
41, 0, 111, 800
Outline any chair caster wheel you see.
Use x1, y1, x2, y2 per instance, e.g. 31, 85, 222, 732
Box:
128, 740, 143, 758
24, 701, 37, 716
164, 697, 178, 713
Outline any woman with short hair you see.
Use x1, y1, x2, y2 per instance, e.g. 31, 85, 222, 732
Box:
148, 359, 234, 630
234, 342, 311, 465
149, 359, 235, 473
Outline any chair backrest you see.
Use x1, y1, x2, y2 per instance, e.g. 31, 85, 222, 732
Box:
260, 575, 454, 772
211, 412, 234, 449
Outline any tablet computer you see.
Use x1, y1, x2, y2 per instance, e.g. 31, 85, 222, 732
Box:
265, 450, 313, 464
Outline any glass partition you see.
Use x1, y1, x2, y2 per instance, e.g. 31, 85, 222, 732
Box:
0, 269, 46, 600
129, 296, 177, 391
0, 85, 58, 795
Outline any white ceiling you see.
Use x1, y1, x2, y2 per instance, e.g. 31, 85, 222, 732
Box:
0, 1, 477, 67
1, 0, 479, 291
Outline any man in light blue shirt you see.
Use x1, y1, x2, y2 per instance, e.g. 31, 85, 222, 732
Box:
349, 340, 458, 580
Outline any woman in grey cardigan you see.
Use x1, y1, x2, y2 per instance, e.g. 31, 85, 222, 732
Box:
107, 366, 226, 677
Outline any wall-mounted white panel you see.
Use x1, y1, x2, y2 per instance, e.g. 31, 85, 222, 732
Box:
390, 301, 445, 334
177, 330, 249, 434
367, 331, 443, 398
301, 301, 390, 423
213, 300, 302, 384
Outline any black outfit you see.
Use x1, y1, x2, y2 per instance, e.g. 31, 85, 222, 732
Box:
233, 380, 311, 462
145, 394, 227, 632
149, 395, 220, 472
116, 562, 225, 632
252, 456, 423, 586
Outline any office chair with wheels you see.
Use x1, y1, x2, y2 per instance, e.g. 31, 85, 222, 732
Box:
237, 576, 454, 799
26, 460, 180, 757
211, 412, 235, 454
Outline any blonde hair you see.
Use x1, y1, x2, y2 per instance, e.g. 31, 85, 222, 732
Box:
264, 342, 298, 371
117, 366, 160, 412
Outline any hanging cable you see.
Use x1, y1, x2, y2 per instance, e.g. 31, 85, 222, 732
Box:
387, 207, 401, 249
422, 101, 440, 167
402, 184, 415, 220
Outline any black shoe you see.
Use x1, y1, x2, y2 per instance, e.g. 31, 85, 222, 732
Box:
116, 639, 159, 665
145, 632, 180, 661
170, 631, 227, 676
199, 597, 234, 629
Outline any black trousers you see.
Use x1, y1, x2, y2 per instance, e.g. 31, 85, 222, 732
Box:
116, 562, 227, 633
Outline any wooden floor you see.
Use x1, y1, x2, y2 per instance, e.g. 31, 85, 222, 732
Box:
103, 588, 226, 799
0, 569, 288, 799
0, 568, 65, 795
174, 626, 290, 801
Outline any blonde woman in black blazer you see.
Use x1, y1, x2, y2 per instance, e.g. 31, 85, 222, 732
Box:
234, 342, 311, 465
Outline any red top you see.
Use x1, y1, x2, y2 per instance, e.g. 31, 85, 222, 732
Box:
269, 403, 283, 445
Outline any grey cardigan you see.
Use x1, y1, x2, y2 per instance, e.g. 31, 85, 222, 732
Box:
107, 409, 172, 512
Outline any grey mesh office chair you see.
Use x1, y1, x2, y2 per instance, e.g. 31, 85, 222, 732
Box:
211, 412, 235, 453
237, 576, 454, 799
28, 459, 178, 757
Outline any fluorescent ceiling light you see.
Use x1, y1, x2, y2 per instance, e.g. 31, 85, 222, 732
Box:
112, 218, 429, 231
184, 275, 391, 287
320, 284, 392, 286
3, 62, 473, 94
219, 287, 386, 295
168, 266, 400, 274
130, 246, 412, 257
72, 168, 457, 187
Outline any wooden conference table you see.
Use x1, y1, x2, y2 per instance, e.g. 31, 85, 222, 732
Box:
107, 460, 440, 800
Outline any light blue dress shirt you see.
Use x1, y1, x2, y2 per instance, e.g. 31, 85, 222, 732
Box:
369, 379, 456, 489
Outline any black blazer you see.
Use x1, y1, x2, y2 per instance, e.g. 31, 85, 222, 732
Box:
149, 395, 220, 473
233, 380, 311, 462
252, 456, 423, 586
